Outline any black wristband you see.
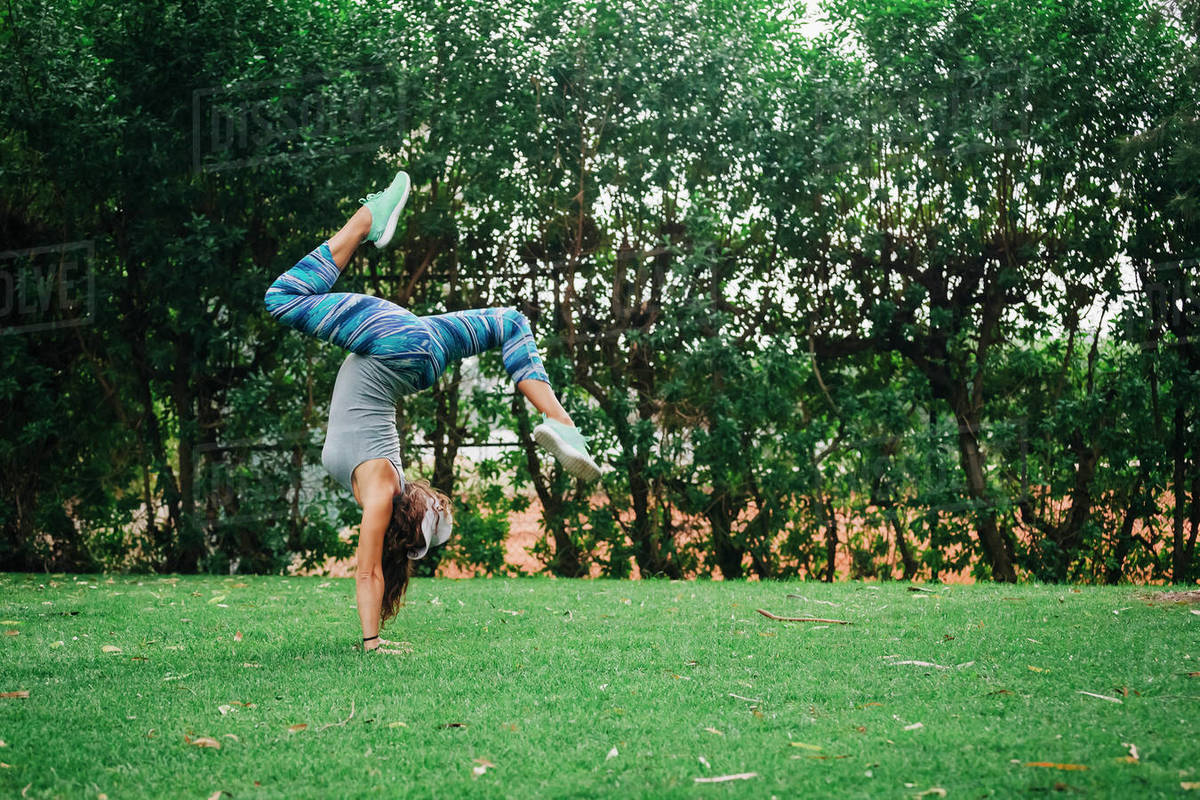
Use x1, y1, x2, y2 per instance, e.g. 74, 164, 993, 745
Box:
363, 635, 379, 642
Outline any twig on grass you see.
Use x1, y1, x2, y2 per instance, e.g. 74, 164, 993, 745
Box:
756, 609, 851, 625
317, 700, 356, 732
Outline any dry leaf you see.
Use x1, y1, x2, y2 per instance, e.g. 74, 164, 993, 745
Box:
606, 746, 618, 761
1028, 666, 1049, 673
233, 631, 242, 642
915, 789, 947, 798
0, 763, 10, 769
1181, 782, 1200, 790
890, 660, 950, 669
472, 758, 495, 777
790, 742, 822, 751
4, 631, 17, 637
1025, 762, 1088, 771
1077, 691, 1122, 704
1, 691, 30, 699
0, 621, 20, 625
704, 727, 724, 736
288, 724, 307, 733
695, 773, 758, 783
186, 735, 221, 749
207, 595, 227, 605
222, 734, 239, 742
50, 641, 64, 648
904, 722, 924, 731
242, 663, 262, 668
101, 645, 122, 654
218, 705, 234, 715
230, 582, 248, 588
387, 721, 408, 729
698, 756, 711, 769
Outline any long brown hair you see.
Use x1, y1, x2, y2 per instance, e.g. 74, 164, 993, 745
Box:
380, 479, 451, 626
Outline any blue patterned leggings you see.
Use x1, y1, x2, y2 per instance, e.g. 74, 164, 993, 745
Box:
264, 242, 551, 392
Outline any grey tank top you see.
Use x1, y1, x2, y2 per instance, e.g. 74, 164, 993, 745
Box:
321, 353, 414, 500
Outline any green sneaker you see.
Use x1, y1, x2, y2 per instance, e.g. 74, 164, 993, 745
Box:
360, 170, 411, 249
533, 416, 601, 482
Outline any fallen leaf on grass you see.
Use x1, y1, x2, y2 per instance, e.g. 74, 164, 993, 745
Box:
387, 721, 408, 729
207, 595, 227, 605
1077, 691, 1123, 704
233, 631, 242, 642
698, 756, 711, 769
1, 691, 30, 699
442, 722, 468, 728
185, 734, 221, 749
1181, 782, 1200, 790
4, 631, 17, 637
206, 790, 233, 800
472, 758, 495, 777
904, 722, 924, 731
606, 747, 618, 761
915, 789, 947, 798
1028, 666, 1049, 673
729, 693, 762, 703
223, 734, 239, 742
101, 645, 122, 654
0, 621, 20, 625
694, 773, 758, 783
1025, 762, 1088, 771
288, 724, 307, 733
889, 660, 950, 670
218, 705, 235, 716
790, 742, 822, 751
703, 727, 724, 736
242, 663, 262, 668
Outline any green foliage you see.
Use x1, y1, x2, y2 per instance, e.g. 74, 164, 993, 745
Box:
0, 0, 1196, 583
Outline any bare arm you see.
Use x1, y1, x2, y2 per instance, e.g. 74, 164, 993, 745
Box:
354, 494, 391, 648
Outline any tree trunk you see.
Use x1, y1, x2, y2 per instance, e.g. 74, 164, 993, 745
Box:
1172, 403, 1188, 582
512, 395, 585, 577
954, 410, 1017, 582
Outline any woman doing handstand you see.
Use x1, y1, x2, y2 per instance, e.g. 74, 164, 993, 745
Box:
264, 170, 601, 653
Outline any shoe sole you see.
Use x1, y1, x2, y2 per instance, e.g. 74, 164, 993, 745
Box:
533, 424, 602, 482
372, 175, 411, 250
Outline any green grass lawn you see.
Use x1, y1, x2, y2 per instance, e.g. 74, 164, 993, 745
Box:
1, 574, 1198, 799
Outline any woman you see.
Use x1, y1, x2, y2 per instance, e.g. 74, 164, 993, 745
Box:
264, 169, 601, 654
